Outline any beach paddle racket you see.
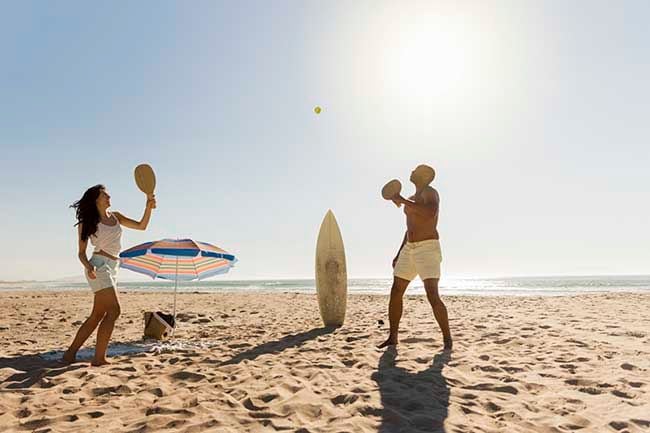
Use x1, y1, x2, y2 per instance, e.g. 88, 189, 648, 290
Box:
381, 179, 402, 206
134, 164, 156, 208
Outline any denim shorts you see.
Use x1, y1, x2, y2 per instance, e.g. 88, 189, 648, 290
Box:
86, 254, 119, 293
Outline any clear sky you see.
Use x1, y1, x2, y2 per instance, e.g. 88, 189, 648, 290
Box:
1, 1, 648, 281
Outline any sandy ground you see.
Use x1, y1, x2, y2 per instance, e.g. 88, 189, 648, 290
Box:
1, 290, 649, 433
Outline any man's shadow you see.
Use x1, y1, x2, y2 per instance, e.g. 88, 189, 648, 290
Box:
372, 347, 451, 433
219, 327, 336, 366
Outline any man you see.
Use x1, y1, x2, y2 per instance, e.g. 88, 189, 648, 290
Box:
378, 164, 452, 350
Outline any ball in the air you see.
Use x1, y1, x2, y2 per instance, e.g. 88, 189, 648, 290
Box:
314, 106, 322, 114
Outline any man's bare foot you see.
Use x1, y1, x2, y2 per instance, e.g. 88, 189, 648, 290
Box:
377, 336, 397, 349
62, 350, 76, 364
443, 336, 453, 350
90, 358, 110, 367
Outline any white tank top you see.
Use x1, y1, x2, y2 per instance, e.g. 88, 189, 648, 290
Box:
90, 215, 123, 257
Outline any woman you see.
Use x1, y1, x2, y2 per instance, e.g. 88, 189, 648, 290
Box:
63, 184, 156, 366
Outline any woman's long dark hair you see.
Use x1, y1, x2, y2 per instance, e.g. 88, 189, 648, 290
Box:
71, 184, 104, 242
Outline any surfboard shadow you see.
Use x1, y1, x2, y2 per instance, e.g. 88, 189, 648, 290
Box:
219, 326, 336, 366
371, 347, 451, 433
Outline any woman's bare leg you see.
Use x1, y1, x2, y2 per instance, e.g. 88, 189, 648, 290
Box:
91, 288, 121, 366
63, 288, 114, 363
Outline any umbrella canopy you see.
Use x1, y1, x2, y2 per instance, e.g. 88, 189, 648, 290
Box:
119, 239, 237, 323
119, 239, 237, 281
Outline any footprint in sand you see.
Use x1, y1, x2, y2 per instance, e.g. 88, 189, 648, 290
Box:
632, 419, 650, 428
625, 331, 646, 338
145, 406, 194, 417
15, 408, 31, 418
170, 371, 207, 382
609, 421, 628, 431
620, 362, 638, 371
565, 379, 596, 387
144, 387, 164, 397
578, 387, 602, 395
567, 338, 589, 348
473, 365, 501, 373
331, 393, 359, 406
482, 401, 502, 413
345, 335, 369, 343
62, 386, 80, 394
611, 390, 634, 399
21, 417, 53, 430
92, 384, 132, 396
227, 343, 251, 349
462, 383, 519, 395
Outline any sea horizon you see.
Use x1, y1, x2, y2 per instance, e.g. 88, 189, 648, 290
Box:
2, 274, 649, 297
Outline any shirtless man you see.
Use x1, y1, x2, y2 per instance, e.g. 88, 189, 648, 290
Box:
378, 164, 452, 350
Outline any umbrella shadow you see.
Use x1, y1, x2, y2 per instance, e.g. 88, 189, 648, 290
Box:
0, 354, 84, 389
371, 347, 451, 433
220, 326, 336, 366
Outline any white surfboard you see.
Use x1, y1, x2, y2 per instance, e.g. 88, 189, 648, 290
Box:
315, 210, 347, 327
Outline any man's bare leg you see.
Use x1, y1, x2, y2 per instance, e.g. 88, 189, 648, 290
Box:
423, 278, 452, 350
377, 277, 410, 348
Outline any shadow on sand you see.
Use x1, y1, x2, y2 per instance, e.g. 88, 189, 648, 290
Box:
0, 340, 155, 389
220, 326, 337, 366
372, 347, 451, 433
0, 354, 84, 389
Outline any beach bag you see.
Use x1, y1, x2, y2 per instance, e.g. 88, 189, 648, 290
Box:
143, 311, 175, 340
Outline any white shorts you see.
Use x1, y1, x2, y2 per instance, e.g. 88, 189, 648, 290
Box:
86, 255, 119, 293
393, 239, 442, 281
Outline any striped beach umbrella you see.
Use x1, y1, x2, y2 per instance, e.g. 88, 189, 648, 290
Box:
119, 239, 237, 318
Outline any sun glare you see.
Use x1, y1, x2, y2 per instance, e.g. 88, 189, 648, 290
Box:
382, 13, 479, 109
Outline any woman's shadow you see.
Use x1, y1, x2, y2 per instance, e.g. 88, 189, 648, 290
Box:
0, 354, 84, 389
372, 347, 450, 433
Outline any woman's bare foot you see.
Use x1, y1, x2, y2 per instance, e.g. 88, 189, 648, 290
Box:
377, 336, 398, 349
90, 358, 110, 367
62, 350, 76, 364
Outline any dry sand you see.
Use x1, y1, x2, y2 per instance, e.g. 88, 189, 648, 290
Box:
1, 290, 649, 433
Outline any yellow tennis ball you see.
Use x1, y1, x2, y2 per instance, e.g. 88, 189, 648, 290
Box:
314, 106, 322, 114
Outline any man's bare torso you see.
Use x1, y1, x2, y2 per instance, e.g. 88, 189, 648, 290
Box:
405, 186, 439, 242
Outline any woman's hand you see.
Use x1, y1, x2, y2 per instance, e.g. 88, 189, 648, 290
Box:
86, 265, 96, 280
392, 256, 399, 269
146, 194, 157, 210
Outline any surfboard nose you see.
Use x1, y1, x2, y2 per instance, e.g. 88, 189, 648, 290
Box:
321, 209, 335, 226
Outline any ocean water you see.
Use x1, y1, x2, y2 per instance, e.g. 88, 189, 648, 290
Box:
2, 276, 650, 296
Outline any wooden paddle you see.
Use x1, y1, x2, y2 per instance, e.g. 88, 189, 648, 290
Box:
134, 164, 156, 209
381, 179, 402, 207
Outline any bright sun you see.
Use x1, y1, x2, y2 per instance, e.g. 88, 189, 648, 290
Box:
382, 12, 478, 108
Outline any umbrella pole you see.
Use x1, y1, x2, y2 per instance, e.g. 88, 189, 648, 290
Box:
172, 255, 179, 335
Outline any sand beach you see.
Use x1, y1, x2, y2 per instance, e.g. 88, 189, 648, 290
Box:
1, 290, 649, 432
